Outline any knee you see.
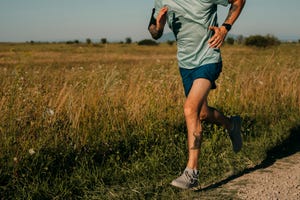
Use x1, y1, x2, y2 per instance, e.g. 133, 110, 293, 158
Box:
183, 102, 197, 118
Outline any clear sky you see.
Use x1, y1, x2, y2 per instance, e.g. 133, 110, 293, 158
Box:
0, 0, 299, 42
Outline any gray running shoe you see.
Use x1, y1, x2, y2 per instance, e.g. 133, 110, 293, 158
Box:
229, 116, 242, 153
171, 169, 199, 189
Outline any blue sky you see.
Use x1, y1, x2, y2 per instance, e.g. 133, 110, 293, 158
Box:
0, 0, 299, 42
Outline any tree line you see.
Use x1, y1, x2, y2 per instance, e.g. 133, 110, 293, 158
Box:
28, 34, 299, 48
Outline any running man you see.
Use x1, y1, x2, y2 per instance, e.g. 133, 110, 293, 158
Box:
148, 0, 246, 189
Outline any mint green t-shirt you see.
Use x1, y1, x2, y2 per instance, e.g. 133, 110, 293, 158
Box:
154, 0, 229, 69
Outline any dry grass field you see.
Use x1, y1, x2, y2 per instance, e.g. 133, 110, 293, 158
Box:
0, 42, 299, 199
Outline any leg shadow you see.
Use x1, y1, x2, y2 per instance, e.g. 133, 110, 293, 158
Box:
197, 125, 300, 192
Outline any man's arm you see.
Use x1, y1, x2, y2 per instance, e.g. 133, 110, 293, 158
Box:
208, 0, 246, 48
224, 0, 246, 25
148, 7, 168, 40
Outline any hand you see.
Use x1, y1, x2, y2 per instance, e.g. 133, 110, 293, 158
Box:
156, 7, 168, 31
208, 26, 228, 48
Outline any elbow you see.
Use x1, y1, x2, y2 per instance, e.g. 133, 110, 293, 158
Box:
151, 33, 162, 40
148, 26, 163, 40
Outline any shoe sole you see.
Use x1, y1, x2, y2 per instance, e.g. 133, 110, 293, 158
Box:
170, 182, 199, 190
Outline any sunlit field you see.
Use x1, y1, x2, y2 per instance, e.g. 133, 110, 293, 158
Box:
0, 42, 299, 199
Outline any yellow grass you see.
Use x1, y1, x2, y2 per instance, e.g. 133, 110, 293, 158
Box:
0, 43, 299, 150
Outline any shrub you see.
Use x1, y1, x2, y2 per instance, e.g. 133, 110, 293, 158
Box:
245, 34, 280, 48
66, 40, 80, 45
101, 38, 107, 44
226, 37, 235, 45
137, 39, 158, 46
167, 40, 175, 46
125, 37, 132, 44
86, 38, 92, 45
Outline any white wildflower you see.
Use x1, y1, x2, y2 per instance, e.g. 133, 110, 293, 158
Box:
47, 108, 55, 116
29, 148, 36, 155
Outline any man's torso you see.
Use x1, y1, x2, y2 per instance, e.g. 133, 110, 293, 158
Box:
154, 0, 228, 69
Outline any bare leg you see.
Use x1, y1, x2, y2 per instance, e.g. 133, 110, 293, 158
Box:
171, 78, 241, 189
200, 97, 243, 153
199, 100, 232, 131
184, 78, 211, 170
184, 78, 235, 170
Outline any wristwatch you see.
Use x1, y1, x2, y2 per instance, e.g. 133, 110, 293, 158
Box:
222, 23, 232, 31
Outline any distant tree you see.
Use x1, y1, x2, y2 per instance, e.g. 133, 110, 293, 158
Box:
298, 39, 300, 43
86, 38, 92, 45
74, 40, 79, 44
125, 37, 132, 44
101, 38, 107, 44
226, 37, 235, 45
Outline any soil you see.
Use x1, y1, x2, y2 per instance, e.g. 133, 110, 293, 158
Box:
194, 126, 300, 199
203, 152, 300, 199
229, 152, 299, 199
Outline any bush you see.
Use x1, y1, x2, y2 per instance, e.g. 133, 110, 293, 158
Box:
101, 38, 107, 44
167, 40, 175, 46
66, 40, 80, 45
125, 37, 132, 44
245, 34, 280, 48
137, 39, 158, 46
86, 38, 92, 45
226, 37, 235, 45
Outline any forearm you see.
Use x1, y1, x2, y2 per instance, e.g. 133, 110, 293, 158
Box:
208, 0, 245, 48
224, 0, 246, 25
148, 7, 167, 40
148, 24, 163, 40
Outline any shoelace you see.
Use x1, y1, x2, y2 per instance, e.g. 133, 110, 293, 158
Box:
184, 171, 198, 184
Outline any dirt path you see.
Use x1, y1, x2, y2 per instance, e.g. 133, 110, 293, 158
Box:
214, 152, 300, 199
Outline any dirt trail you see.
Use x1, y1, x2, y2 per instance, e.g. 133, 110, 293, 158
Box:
215, 152, 300, 199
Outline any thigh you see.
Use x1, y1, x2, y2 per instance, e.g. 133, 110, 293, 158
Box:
185, 78, 211, 113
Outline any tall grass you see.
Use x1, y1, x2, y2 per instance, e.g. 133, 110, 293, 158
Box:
0, 43, 299, 199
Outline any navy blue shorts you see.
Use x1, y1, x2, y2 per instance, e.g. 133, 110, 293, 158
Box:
179, 62, 222, 97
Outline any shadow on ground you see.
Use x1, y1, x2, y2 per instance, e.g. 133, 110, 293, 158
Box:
198, 125, 300, 192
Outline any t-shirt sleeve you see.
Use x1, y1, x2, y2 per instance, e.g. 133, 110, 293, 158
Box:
153, 0, 163, 18
209, 0, 229, 6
